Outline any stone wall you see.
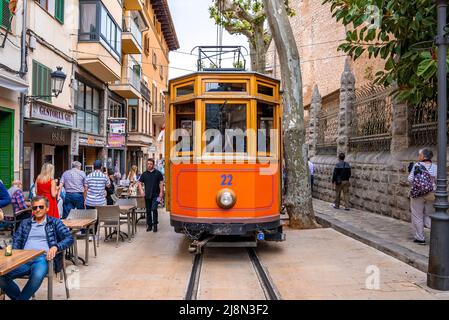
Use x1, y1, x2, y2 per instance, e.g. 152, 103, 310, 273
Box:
311, 151, 420, 221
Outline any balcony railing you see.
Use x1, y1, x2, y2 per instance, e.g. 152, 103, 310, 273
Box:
140, 81, 151, 102
123, 14, 142, 48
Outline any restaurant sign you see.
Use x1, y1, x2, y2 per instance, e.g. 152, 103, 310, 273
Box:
29, 102, 74, 127
108, 133, 126, 148
79, 136, 105, 147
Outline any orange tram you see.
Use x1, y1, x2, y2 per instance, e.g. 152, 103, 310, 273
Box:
164, 47, 285, 244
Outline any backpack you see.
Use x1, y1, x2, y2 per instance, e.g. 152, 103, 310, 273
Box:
410, 164, 434, 198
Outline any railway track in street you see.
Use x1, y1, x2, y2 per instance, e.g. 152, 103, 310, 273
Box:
184, 247, 280, 300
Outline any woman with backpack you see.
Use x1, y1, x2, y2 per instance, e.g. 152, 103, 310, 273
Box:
408, 148, 437, 245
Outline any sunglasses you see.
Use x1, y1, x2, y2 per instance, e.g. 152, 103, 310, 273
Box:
32, 205, 45, 211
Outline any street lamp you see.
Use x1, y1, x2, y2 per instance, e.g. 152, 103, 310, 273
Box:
428, 0, 449, 291
25, 66, 67, 102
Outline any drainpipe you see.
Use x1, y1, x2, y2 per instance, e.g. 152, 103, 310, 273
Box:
19, 0, 28, 182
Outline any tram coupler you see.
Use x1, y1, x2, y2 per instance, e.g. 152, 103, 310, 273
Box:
262, 226, 286, 242
188, 236, 216, 254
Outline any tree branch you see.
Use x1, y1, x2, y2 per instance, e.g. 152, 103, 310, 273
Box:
218, 0, 256, 24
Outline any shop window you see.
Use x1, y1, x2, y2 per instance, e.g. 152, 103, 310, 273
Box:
174, 102, 195, 153
205, 103, 247, 153
257, 103, 274, 154
75, 79, 101, 134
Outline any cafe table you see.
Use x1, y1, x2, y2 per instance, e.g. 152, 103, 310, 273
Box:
0, 249, 45, 276
63, 218, 97, 266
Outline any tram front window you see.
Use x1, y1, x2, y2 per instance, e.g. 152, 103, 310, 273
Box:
205, 103, 247, 153
175, 103, 195, 153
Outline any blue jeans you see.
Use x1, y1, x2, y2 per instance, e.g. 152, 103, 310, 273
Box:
0, 254, 48, 300
63, 192, 85, 219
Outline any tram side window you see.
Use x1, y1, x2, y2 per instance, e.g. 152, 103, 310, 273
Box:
176, 83, 194, 97
257, 103, 274, 154
205, 82, 246, 92
205, 103, 247, 153
175, 103, 195, 153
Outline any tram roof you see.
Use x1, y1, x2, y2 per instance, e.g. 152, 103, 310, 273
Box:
168, 71, 281, 85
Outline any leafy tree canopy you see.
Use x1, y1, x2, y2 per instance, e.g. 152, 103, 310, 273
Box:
323, 0, 442, 103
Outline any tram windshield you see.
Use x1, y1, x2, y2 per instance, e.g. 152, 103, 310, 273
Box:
205, 103, 247, 154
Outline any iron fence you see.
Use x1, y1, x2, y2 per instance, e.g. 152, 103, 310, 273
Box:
316, 101, 339, 155
409, 98, 438, 146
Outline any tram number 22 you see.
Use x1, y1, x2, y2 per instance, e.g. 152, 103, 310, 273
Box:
220, 174, 233, 186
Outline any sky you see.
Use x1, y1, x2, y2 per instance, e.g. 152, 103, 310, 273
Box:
167, 0, 249, 79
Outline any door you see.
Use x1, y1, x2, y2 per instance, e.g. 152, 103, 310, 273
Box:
0, 109, 14, 188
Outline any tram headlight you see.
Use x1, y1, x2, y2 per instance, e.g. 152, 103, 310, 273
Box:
216, 188, 236, 209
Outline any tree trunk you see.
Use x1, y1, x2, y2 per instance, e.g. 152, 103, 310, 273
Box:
249, 23, 267, 73
263, 0, 318, 229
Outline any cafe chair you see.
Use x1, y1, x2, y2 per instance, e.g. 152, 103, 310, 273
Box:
135, 196, 147, 225
96, 206, 127, 248
115, 198, 137, 237
1, 204, 32, 234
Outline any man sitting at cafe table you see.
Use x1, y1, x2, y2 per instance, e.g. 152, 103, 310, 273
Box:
0, 196, 74, 300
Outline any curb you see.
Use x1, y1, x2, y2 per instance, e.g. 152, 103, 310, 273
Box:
314, 211, 429, 273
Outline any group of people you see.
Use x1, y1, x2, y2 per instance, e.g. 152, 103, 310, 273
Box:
0, 156, 165, 300
313, 148, 436, 246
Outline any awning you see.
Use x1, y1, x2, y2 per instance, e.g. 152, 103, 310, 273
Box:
0, 71, 28, 93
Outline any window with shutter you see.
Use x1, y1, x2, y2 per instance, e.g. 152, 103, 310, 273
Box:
0, 0, 12, 30
32, 60, 52, 103
55, 0, 64, 24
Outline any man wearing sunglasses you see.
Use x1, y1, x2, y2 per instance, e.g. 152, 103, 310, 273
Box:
0, 196, 73, 300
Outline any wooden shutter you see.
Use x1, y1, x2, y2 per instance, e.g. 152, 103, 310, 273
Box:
55, 0, 64, 24
0, 0, 12, 30
0, 109, 14, 188
32, 60, 52, 103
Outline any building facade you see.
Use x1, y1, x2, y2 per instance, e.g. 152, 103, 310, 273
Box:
0, 0, 27, 188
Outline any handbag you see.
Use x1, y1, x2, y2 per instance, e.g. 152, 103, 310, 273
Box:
410, 164, 434, 198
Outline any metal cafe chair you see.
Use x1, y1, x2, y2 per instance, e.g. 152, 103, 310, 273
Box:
1, 204, 32, 234
115, 198, 137, 237
95, 206, 127, 248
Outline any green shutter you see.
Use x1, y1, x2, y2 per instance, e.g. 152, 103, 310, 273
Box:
55, 0, 64, 24
1, 0, 12, 30
32, 60, 52, 103
0, 108, 14, 188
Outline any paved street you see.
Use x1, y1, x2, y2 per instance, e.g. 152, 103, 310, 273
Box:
2, 209, 445, 300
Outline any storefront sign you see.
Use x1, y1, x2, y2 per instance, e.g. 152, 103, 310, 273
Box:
29, 102, 74, 127
109, 120, 126, 134
79, 136, 105, 147
108, 133, 126, 148
71, 132, 79, 156
149, 146, 157, 152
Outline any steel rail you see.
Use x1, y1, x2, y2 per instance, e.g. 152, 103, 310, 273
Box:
247, 248, 280, 300
184, 253, 203, 300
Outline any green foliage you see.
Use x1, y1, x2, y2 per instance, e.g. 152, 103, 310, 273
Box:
323, 0, 439, 104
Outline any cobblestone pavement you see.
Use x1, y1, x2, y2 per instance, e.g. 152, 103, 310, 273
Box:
313, 198, 429, 272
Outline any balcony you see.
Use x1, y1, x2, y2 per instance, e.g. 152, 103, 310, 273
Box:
122, 14, 142, 54
109, 57, 141, 99
77, 43, 121, 82
123, 0, 144, 11
140, 81, 151, 102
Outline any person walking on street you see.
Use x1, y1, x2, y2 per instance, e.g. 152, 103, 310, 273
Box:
0, 196, 73, 300
85, 160, 110, 209
35, 163, 59, 219
138, 159, 164, 232
332, 153, 351, 211
59, 161, 86, 219
408, 148, 437, 245
308, 159, 315, 193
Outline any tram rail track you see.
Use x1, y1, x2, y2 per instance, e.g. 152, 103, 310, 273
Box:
184, 247, 280, 300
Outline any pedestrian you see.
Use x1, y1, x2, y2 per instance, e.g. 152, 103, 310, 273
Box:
156, 154, 165, 176
308, 158, 315, 193
127, 165, 138, 197
85, 160, 110, 209
35, 163, 59, 219
408, 148, 437, 245
105, 168, 115, 205
0, 196, 73, 300
331, 152, 351, 210
137, 158, 164, 232
59, 161, 87, 219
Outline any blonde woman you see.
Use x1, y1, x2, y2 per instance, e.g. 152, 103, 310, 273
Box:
127, 165, 138, 196
35, 163, 59, 218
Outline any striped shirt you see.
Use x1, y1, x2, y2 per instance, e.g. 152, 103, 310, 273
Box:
85, 170, 110, 207
61, 168, 86, 193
